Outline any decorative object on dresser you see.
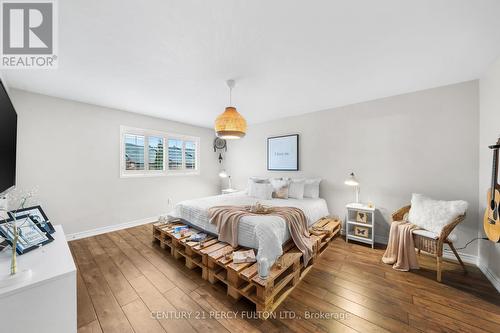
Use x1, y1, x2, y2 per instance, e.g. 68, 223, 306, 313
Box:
0, 190, 55, 285
0, 216, 54, 255
214, 79, 247, 139
392, 194, 468, 282
344, 172, 361, 205
346, 203, 375, 248
483, 137, 500, 242
267, 134, 299, 171
8, 205, 55, 234
0, 225, 77, 333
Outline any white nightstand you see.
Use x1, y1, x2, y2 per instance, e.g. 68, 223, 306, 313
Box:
345, 203, 376, 248
221, 188, 239, 195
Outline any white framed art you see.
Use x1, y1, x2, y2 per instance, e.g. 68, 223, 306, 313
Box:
267, 134, 299, 171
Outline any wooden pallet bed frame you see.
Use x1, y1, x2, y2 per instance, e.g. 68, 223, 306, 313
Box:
152, 216, 340, 313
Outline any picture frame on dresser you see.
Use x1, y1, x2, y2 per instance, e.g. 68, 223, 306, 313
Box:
8, 205, 55, 234
267, 134, 299, 171
0, 215, 54, 255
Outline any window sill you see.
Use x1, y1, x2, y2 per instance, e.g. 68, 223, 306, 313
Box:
120, 171, 200, 178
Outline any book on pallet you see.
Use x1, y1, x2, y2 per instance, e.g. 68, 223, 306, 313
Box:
232, 249, 256, 264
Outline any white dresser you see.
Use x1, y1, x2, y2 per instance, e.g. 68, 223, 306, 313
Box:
0, 225, 77, 333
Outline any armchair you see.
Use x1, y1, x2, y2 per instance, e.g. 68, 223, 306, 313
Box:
391, 205, 467, 282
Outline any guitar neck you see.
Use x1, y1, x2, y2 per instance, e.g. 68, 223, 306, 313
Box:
492, 148, 499, 190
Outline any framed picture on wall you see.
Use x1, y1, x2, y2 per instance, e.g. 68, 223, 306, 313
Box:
267, 134, 299, 171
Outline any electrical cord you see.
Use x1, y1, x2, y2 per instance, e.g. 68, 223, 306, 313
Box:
453, 237, 489, 250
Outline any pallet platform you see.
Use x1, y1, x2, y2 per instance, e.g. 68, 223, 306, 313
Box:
152, 216, 341, 314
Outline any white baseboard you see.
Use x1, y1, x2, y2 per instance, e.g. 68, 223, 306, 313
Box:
442, 249, 478, 265
478, 261, 500, 292
65, 215, 160, 241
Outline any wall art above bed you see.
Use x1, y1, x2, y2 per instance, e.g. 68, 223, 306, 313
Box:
267, 134, 299, 171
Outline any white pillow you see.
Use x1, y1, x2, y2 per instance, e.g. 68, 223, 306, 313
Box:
249, 182, 273, 200
247, 177, 269, 196
249, 177, 269, 183
287, 178, 305, 199
408, 193, 468, 235
304, 178, 321, 198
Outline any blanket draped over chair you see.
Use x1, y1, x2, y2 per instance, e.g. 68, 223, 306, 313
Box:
208, 206, 314, 266
382, 221, 420, 271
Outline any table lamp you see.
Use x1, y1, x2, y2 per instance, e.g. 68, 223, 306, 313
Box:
218, 170, 232, 189
344, 172, 360, 204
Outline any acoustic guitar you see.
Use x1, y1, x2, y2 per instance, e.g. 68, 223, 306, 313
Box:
484, 138, 500, 242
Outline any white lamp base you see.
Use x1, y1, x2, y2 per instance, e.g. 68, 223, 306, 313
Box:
0, 268, 33, 288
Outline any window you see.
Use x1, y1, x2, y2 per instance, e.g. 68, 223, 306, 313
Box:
120, 126, 200, 177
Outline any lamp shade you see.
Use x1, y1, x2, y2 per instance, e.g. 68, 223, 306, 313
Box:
344, 172, 359, 186
218, 170, 229, 178
215, 107, 247, 139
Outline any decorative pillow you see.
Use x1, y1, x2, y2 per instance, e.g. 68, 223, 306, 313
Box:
247, 177, 269, 196
270, 178, 290, 199
287, 178, 305, 199
249, 182, 273, 200
304, 178, 321, 198
249, 177, 269, 183
408, 193, 468, 235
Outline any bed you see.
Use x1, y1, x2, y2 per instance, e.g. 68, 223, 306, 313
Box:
169, 191, 330, 263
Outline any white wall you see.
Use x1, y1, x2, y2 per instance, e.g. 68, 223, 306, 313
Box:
10, 89, 219, 235
226, 81, 479, 256
479, 57, 500, 290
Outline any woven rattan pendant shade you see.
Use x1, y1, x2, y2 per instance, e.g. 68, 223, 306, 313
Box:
215, 106, 247, 139
215, 80, 247, 139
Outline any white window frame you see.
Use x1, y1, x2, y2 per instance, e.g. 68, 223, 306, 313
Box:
120, 126, 200, 178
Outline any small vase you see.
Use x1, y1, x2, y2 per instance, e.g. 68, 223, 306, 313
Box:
258, 258, 269, 279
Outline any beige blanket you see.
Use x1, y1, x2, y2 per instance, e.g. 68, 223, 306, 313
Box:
208, 206, 314, 266
382, 221, 420, 271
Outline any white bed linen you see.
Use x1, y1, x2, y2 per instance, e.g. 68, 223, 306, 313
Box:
169, 191, 330, 264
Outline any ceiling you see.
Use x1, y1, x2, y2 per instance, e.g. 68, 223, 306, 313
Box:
3, 0, 500, 128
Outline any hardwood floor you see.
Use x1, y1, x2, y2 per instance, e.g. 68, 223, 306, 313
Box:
70, 224, 500, 333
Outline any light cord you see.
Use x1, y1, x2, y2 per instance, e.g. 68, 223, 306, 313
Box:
453, 237, 488, 250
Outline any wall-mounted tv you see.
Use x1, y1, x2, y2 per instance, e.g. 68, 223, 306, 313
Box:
0, 79, 17, 196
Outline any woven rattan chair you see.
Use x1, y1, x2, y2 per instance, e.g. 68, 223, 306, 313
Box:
391, 205, 467, 282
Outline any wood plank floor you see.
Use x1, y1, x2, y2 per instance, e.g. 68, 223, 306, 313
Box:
70, 224, 500, 333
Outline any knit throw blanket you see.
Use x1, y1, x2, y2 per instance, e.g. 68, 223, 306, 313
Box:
382, 221, 420, 271
208, 205, 314, 266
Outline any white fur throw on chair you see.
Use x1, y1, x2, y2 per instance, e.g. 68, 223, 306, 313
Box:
408, 193, 468, 235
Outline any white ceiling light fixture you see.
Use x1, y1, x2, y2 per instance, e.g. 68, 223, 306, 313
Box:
214, 79, 247, 139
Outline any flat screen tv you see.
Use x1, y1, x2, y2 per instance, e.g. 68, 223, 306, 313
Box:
0, 79, 17, 196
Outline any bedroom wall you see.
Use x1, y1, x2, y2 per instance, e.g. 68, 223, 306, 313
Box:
479, 56, 500, 290
225, 81, 479, 257
9, 89, 220, 236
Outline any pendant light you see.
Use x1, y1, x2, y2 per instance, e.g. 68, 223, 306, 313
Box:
214, 79, 247, 139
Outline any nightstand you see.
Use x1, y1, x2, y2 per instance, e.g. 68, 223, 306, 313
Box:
221, 188, 239, 195
345, 203, 375, 248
